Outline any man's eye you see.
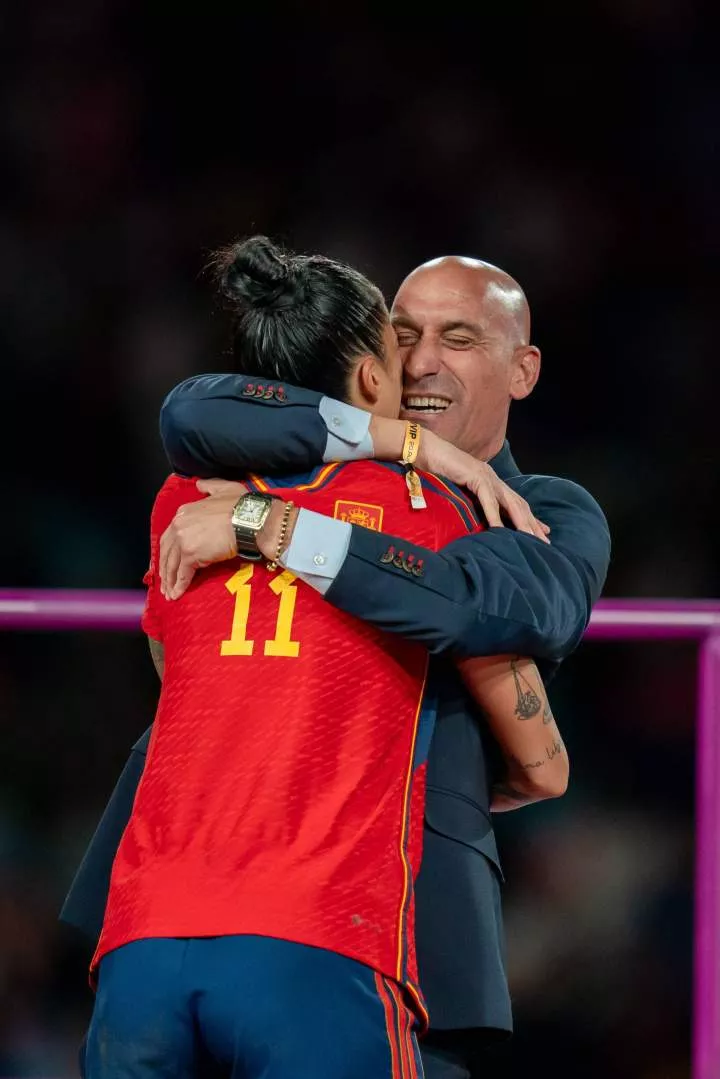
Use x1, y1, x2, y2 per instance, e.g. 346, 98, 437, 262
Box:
444, 337, 473, 349
396, 334, 418, 347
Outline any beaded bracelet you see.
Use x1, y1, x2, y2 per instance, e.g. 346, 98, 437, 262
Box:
267, 501, 295, 572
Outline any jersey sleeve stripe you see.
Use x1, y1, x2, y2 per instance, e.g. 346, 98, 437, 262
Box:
421, 473, 480, 532
295, 461, 344, 492
425, 472, 478, 517
245, 475, 268, 493
395, 657, 429, 985
249, 463, 344, 496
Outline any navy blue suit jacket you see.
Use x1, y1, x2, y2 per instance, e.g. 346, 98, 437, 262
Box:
61, 375, 610, 1037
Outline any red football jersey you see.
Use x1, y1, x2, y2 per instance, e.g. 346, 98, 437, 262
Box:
94, 461, 481, 1017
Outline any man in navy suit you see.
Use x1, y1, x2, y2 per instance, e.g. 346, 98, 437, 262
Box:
62, 256, 610, 1078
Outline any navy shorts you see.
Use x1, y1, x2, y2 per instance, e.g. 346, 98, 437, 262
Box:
85, 935, 424, 1079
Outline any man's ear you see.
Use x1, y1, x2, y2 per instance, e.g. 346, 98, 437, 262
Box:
354, 355, 382, 406
510, 345, 541, 401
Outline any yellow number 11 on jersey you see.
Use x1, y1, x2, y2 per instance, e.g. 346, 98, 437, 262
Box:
220, 564, 300, 658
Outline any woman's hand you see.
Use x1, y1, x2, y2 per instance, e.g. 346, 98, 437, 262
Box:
418, 430, 550, 541
159, 479, 247, 599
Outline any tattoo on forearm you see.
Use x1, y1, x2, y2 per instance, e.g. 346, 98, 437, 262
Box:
543, 698, 553, 725
511, 753, 544, 770
148, 637, 165, 681
546, 737, 564, 761
510, 657, 542, 720
511, 737, 564, 772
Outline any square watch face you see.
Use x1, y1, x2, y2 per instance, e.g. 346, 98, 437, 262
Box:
241, 498, 267, 526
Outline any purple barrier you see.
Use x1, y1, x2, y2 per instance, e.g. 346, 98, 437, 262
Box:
0, 589, 146, 630
588, 598, 720, 640
1, 589, 719, 1079
696, 633, 720, 1079
1, 590, 719, 636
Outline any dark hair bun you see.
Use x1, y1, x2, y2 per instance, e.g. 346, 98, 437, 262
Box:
217, 235, 306, 311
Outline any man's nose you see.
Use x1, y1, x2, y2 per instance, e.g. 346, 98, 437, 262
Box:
403, 338, 442, 381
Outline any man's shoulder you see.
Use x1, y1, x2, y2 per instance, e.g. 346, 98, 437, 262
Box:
506, 471, 607, 523
504, 470, 611, 586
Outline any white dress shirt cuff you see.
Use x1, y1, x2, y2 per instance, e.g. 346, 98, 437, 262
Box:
319, 397, 374, 462
280, 508, 352, 596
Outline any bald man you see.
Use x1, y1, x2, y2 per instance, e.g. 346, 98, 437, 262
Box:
393, 256, 538, 455
62, 256, 610, 1079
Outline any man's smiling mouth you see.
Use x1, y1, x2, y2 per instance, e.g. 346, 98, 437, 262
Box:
402, 396, 452, 415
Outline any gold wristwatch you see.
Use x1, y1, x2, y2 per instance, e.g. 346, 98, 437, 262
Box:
231, 493, 274, 561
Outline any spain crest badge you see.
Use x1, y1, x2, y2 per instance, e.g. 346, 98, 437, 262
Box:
333, 500, 384, 531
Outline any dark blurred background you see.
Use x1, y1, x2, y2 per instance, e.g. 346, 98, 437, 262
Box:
1, 2, 717, 1076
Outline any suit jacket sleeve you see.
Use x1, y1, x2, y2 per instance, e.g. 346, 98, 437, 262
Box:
325, 475, 610, 662
160, 374, 328, 476
160, 374, 609, 660
59, 729, 150, 942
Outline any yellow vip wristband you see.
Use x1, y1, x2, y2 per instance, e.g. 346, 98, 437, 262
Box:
401, 421, 421, 466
